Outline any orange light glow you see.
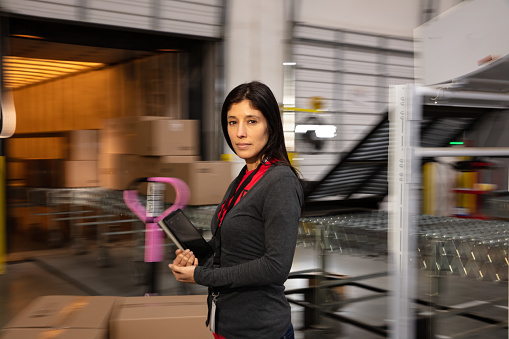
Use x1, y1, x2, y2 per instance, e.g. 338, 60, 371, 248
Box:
3, 56, 104, 89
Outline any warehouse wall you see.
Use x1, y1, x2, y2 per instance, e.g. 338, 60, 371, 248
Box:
0, 0, 223, 39
297, 0, 464, 37
223, 0, 465, 99
224, 0, 286, 99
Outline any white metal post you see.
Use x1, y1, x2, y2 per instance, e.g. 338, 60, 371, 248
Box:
388, 84, 422, 339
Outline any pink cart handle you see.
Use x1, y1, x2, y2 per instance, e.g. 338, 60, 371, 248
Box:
123, 177, 190, 223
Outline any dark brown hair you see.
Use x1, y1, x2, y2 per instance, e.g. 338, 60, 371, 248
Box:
221, 81, 298, 177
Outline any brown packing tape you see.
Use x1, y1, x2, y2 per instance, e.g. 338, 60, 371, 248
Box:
38, 329, 68, 339
55, 297, 90, 328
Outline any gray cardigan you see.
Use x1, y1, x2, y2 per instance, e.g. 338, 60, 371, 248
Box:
194, 164, 303, 339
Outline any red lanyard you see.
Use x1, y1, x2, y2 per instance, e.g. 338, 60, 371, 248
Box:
217, 161, 274, 227
217, 162, 263, 228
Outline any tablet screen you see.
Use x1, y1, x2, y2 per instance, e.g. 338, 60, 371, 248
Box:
158, 209, 214, 266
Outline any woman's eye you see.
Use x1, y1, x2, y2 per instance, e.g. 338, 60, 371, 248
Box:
248, 119, 257, 124
228, 121, 236, 125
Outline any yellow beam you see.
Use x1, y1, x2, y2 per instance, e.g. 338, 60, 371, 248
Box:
0, 156, 6, 274
281, 107, 322, 113
422, 163, 435, 215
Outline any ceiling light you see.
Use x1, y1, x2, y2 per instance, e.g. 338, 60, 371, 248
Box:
295, 125, 337, 138
11, 34, 45, 40
3, 56, 104, 89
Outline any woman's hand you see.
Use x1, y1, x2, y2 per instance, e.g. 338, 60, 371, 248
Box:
169, 249, 198, 283
173, 249, 198, 267
169, 264, 197, 283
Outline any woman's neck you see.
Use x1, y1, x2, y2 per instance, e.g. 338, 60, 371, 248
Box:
246, 161, 259, 172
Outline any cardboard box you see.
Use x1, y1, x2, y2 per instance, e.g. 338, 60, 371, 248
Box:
110, 295, 210, 339
25, 159, 62, 188
98, 154, 144, 190
67, 130, 99, 161
136, 120, 199, 156
0, 328, 107, 339
153, 161, 232, 205
159, 155, 200, 163
62, 161, 98, 187
24, 160, 98, 188
100, 117, 169, 154
3, 295, 117, 330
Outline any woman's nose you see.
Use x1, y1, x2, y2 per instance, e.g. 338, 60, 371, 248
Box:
237, 122, 247, 138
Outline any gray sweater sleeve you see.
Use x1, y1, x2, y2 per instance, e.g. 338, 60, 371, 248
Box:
194, 169, 303, 288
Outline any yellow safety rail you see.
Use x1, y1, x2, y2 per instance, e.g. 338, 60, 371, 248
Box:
0, 156, 6, 274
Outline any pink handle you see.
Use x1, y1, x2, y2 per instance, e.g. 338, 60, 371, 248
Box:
123, 177, 190, 263
123, 177, 190, 223
149, 177, 190, 222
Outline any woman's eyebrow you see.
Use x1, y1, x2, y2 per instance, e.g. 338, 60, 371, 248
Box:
228, 114, 260, 119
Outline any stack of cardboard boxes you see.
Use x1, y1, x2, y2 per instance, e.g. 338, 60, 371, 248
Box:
99, 116, 231, 205
0, 295, 211, 339
63, 129, 99, 187
18, 117, 231, 204
25, 130, 99, 188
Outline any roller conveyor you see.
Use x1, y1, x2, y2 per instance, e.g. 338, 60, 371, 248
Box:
299, 211, 508, 282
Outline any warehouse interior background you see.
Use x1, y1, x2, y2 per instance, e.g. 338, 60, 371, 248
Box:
0, 0, 508, 338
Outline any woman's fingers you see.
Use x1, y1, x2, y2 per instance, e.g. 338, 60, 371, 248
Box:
173, 249, 195, 267
186, 254, 196, 266
173, 249, 185, 266
173, 249, 184, 265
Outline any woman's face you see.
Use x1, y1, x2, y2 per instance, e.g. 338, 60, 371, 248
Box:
227, 100, 269, 171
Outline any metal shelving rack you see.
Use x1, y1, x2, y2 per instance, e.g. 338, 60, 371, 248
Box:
388, 83, 509, 339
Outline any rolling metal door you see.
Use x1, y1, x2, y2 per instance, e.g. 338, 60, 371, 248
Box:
292, 24, 413, 181
1, 0, 224, 38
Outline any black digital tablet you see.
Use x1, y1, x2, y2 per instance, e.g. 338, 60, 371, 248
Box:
157, 209, 214, 267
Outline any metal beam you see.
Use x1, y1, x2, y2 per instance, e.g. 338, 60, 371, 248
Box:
416, 147, 509, 158
417, 86, 509, 103
388, 84, 421, 339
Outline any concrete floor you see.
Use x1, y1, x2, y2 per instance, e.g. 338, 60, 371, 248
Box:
1, 237, 507, 338
1, 206, 508, 339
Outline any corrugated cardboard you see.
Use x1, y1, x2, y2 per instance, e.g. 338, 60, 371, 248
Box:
24, 160, 98, 188
136, 120, 199, 156
0, 328, 107, 339
100, 117, 169, 154
109, 295, 210, 339
66, 130, 99, 161
4, 295, 117, 330
159, 155, 200, 163
98, 154, 146, 190
149, 161, 231, 205
62, 161, 98, 187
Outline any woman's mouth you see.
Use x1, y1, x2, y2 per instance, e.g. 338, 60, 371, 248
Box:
236, 143, 250, 150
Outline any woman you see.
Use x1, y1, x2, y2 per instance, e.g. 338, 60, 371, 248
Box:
169, 81, 303, 339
